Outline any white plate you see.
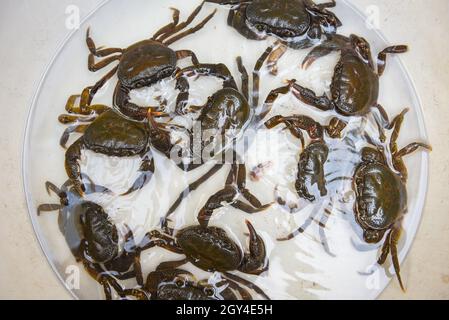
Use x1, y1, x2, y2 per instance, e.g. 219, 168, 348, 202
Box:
23, 0, 430, 300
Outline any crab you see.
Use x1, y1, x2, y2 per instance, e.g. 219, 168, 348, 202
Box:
350, 109, 431, 290
160, 54, 275, 222
266, 34, 408, 136
114, 268, 245, 300
130, 221, 270, 300
206, 0, 341, 75
172, 58, 255, 168
64, 2, 217, 121
37, 181, 149, 299
62, 109, 155, 196
265, 114, 347, 202
196, 162, 273, 228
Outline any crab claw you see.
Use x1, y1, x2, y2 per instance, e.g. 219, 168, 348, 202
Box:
283, 78, 297, 86
197, 208, 213, 228
238, 220, 267, 275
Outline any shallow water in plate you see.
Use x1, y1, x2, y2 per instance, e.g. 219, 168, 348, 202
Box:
24, 0, 429, 300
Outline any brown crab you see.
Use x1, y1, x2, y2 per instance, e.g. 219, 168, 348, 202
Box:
265, 114, 347, 203
64, 2, 216, 121
258, 34, 407, 133
117, 221, 269, 300
37, 181, 148, 299
62, 109, 155, 196
113, 268, 244, 300
206, 0, 341, 75
350, 109, 431, 291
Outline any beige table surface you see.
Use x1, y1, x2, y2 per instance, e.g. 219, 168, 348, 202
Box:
0, 0, 448, 300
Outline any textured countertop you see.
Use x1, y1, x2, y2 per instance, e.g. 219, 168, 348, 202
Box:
0, 0, 448, 299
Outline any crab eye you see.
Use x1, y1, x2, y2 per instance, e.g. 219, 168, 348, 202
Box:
284, 30, 296, 38
255, 24, 266, 32
204, 286, 215, 297
174, 278, 185, 287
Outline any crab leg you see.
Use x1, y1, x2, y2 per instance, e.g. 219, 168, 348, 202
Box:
389, 226, 405, 292
256, 84, 290, 122
289, 80, 334, 112
152, 8, 181, 40
394, 142, 432, 181
88, 54, 121, 72
177, 63, 238, 89
377, 230, 393, 265
162, 164, 224, 229
316, 0, 337, 9
65, 138, 85, 195
64, 94, 109, 116
253, 44, 275, 108
239, 220, 267, 275
157, 2, 207, 42
265, 116, 306, 148
220, 279, 253, 300
45, 181, 64, 196
318, 208, 336, 257
278, 202, 322, 241
87, 65, 119, 105
197, 183, 240, 227
58, 114, 97, 125
60, 124, 89, 149
68, 69, 118, 116
174, 74, 191, 115
198, 164, 271, 227
86, 28, 123, 57
176, 50, 200, 65
372, 103, 390, 128
113, 83, 160, 121
301, 37, 342, 69
389, 109, 432, 181
266, 115, 324, 140
156, 258, 189, 271
122, 157, 155, 196
236, 56, 249, 101
236, 164, 271, 209
266, 42, 288, 76
37, 204, 62, 216
377, 45, 408, 77
163, 9, 217, 45
223, 272, 270, 300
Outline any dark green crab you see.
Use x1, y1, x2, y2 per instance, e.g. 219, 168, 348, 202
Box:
61, 109, 154, 196
206, 0, 341, 74
117, 221, 270, 300
63, 3, 216, 121
37, 181, 148, 299
351, 109, 431, 291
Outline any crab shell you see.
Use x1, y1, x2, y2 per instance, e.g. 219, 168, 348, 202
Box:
246, 0, 311, 37
146, 269, 238, 300
196, 87, 251, 157
80, 202, 119, 264
56, 186, 118, 264
331, 52, 379, 116
353, 159, 407, 243
82, 110, 150, 157
176, 226, 243, 272
199, 88, 251, 132
117, 40, 177, 89
295, 141, 329, 201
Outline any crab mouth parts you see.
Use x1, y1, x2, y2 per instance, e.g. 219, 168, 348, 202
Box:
122, 67, 175, 90
250, 21, 306, 39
